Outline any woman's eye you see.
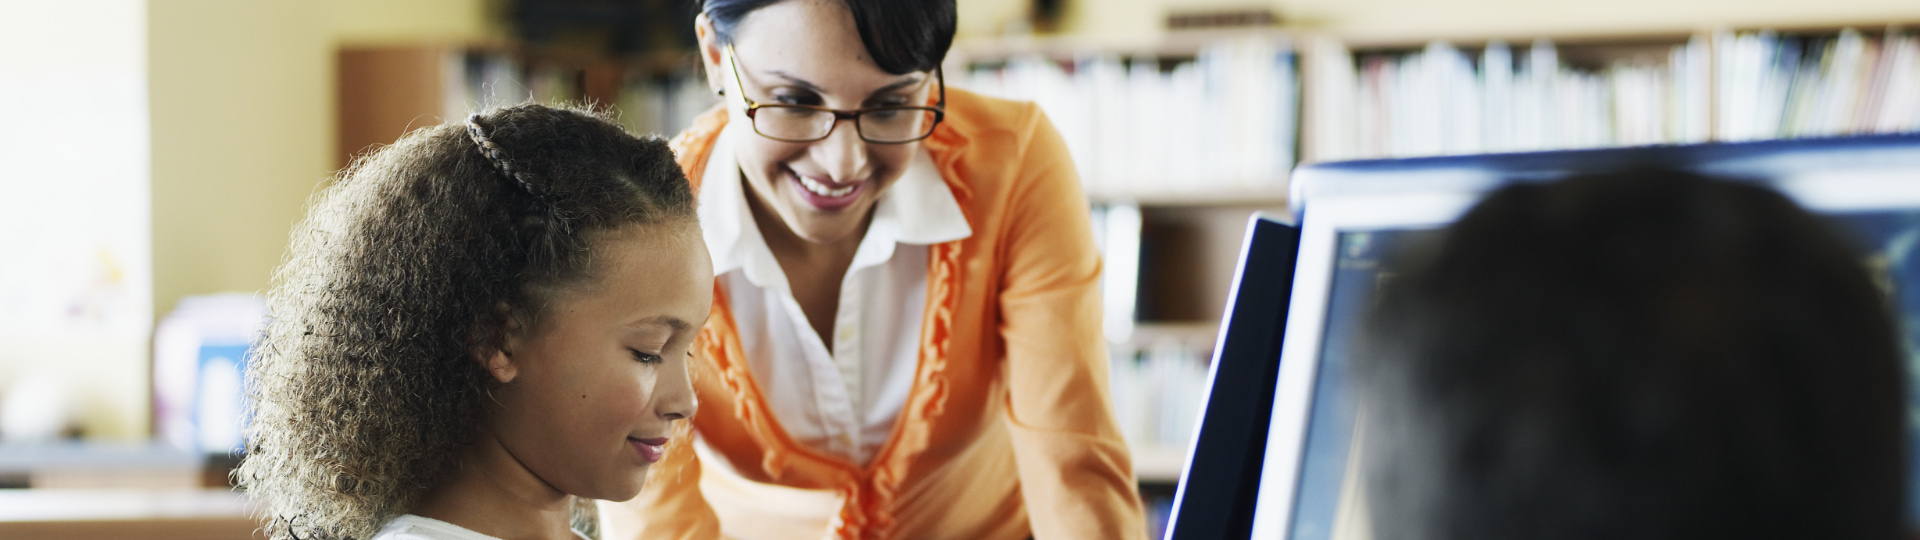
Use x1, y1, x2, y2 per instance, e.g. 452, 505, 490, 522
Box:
631, 350, 664, 364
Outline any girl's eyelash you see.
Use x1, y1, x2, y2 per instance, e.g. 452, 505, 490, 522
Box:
631, 349, 664, 364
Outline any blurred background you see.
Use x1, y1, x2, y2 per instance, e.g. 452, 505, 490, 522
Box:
2, 0, 1919, 538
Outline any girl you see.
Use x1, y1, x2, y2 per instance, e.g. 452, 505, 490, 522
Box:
603, 0, 1146, 538
238, 104, 710, 540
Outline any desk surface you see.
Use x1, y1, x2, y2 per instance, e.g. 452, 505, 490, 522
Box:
0, 489, 262, 540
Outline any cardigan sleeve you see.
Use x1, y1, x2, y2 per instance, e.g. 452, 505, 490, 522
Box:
995, 105, 1148, 540
600, 425, 722, 539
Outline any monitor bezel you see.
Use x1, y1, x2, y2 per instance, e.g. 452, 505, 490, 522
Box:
1164, 213, 1303, 540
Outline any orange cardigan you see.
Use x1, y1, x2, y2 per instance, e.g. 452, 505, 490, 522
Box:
604, 88, 1145, 540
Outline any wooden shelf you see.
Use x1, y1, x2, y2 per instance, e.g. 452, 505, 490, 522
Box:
951, 26, 1705, 62
1133, 443, 1191, 484
1329, 28, 1706, 51
949, 29, 1296, 64
1087, 185, 1291, 208
954, 20, 1919, 62
0, 442, 211, 490
1119, 322, 1221, 352
0, 489, 261, 540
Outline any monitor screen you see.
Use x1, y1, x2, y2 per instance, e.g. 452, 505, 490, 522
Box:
1170, 134, 1920, 540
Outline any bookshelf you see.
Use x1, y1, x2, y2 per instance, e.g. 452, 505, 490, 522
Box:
336, 44, 714, 170
1299, 32, 1715, 161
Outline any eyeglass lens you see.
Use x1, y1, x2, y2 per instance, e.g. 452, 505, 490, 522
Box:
753, 107, 939, 143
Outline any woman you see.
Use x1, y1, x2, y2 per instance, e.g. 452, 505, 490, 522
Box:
238, 105, 708, 540
602, 0, 1145, 538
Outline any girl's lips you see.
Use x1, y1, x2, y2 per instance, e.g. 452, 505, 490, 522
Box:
628, 437, 668, 463
788, 171, 864, 212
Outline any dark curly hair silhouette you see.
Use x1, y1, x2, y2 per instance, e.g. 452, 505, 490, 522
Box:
1358, 171, 1907, 540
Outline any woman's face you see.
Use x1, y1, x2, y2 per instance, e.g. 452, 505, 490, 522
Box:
485, 222, 712, 501
698, 0, 939, 244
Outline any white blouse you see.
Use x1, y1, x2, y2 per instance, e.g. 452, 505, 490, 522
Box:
696, 125, 973, 465
369, 514, 588, 540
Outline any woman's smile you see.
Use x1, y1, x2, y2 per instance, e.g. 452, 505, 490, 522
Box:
789, 169, 867, 211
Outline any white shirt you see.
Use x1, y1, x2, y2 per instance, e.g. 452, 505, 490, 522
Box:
370, 514, 588, 540
698, 124, 972, 465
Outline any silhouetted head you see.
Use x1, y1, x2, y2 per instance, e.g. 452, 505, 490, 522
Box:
1358, 170, 1907, 540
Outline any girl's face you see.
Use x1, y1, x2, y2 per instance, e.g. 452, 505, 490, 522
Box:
697, 0, 939, 245
484, 222, 712, 501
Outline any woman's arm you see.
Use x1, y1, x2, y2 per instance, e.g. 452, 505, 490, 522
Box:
996, 105, 1149, 540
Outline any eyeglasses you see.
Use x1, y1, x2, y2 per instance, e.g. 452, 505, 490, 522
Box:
724, 43, 945, 144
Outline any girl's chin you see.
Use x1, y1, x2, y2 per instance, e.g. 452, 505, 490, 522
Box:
570, 473, 648, 502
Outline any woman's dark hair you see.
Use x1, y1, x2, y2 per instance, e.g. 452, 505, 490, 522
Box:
236, 104, 695, 540
703, 0, 955, 75
1357, 171, 1907, 540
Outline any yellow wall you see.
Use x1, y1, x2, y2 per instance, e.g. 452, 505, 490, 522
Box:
328, 0, 497, 46
105, 0, 493, 441
149, 1, 332, 327
151, 0, 496, 326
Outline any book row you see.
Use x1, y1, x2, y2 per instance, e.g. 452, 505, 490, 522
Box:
432, 28, 1919, 188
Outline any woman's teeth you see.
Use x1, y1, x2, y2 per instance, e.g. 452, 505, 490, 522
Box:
799, 176, 855, 198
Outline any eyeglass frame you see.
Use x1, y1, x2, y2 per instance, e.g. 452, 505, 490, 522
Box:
722, 42, 947, 144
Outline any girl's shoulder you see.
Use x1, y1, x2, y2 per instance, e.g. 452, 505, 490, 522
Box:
370, 515, 592, 540
370, 515, 500, 540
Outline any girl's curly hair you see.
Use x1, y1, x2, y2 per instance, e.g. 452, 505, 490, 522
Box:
236, 104, 694, 540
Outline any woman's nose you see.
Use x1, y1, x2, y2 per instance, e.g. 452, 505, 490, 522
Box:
812, 117, 869, 183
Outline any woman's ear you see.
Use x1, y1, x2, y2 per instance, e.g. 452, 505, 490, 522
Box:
694, 12, 725, 96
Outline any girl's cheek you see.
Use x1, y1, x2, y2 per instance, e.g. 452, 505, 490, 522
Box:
604, 370, 658, 419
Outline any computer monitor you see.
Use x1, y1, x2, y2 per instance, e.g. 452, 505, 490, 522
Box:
1163, 214, 1300, 540
1164, 133, 1920, 540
